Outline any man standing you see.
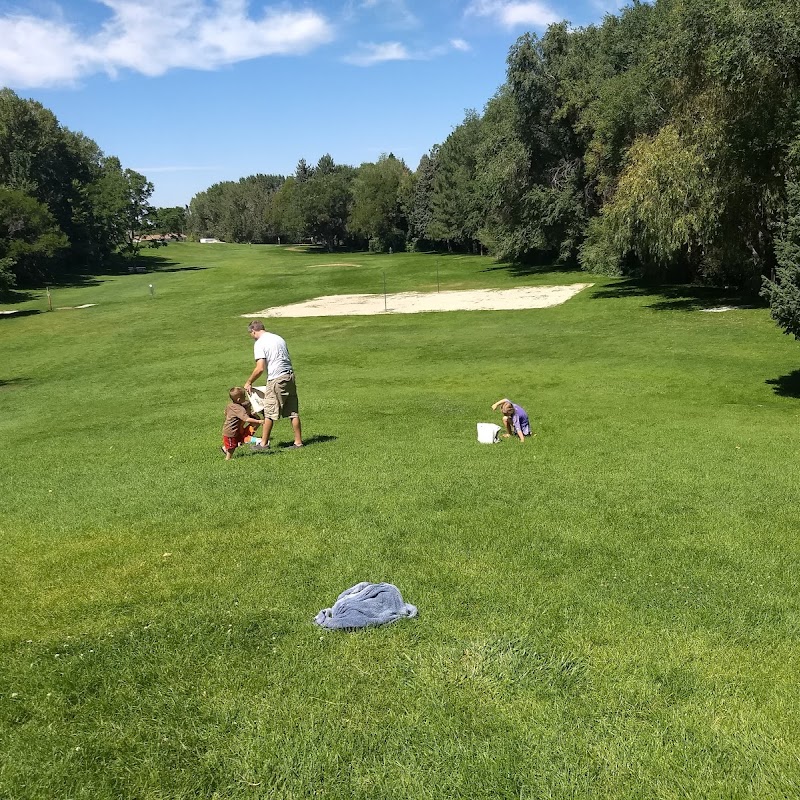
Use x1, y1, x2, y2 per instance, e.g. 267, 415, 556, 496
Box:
244, 320, 303, 449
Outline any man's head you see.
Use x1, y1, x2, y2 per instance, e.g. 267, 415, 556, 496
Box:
501, 401, 514, 417
229, 386, 247, 403
248, 320, 265, 339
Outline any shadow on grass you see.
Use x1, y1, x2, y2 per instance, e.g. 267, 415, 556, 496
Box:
151, 264, 207, 273
0, 309, 40, 319
242, 434, 338, 456
481, 261, 581, 278
590, 279, 765, 312
11, 255, 191, 293
0, 287, 38, 304
283, 244, 329, 254
277, 434, 337, 449
0, 377, 31, 389
765, 370, 800, 398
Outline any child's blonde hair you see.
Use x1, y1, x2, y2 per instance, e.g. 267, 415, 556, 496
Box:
501, 401, 514, 417
229, 386, 246, 403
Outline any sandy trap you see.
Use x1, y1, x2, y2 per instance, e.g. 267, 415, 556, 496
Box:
701, 305, 754, 313
243, 284, 593, 318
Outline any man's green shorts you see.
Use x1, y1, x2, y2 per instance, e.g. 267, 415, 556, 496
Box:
263, 372, 299, 421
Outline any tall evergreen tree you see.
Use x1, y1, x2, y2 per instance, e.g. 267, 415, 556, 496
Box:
429, 111, 484, 251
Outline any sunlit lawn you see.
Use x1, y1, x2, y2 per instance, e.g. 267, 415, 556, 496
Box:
1, 244, 799, 798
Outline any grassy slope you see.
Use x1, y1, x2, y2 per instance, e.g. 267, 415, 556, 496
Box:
1, 244, 799, 799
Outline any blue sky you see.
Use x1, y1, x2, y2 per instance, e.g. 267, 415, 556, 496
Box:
1, 0, 624, 207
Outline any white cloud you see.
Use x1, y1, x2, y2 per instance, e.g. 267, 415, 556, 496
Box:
343, 37, 471, 67
342, 41, 411, 66
0, 16, 94, 86
465, 0, 560, 28
0, 0, 335, 88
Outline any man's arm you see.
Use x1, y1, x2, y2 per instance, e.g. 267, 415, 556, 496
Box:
245, 359, 266, 392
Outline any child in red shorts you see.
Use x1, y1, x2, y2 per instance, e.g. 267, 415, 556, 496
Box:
222, 387, 263, 460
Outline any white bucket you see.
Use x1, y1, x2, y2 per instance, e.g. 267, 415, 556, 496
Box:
477, 423, 502, 444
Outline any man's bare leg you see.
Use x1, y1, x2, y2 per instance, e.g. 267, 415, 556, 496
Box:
291, 416, 303, 447
260, 418, 274, 447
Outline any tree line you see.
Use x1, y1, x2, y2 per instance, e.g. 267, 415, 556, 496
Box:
0, 88, 188, 293
5, 0, 800, 339
184, 0, 800, 336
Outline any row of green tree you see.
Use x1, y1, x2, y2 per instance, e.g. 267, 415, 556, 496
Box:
185, 0, 800, 338
5, 0, 800, 338
186, 143, 489, 256
0, 89, 191, 292
186, 154, 413, 253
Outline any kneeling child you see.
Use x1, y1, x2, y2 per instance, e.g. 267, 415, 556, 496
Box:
222, 387, 263, 460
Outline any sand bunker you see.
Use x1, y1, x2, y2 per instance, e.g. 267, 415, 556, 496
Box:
243, 284, 593, 318
701, 305, 751, 313
56, 304, 97, 310
306, 262, 362, 268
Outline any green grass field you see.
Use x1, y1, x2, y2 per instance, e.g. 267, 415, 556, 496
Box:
2, 244, 800, 798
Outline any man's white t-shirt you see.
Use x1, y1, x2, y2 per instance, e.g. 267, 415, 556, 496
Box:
253, 332, 293, 379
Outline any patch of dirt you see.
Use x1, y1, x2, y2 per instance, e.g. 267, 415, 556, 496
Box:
243, 284, 593, 318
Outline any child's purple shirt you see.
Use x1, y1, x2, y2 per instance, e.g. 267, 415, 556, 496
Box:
511, 403, 531, 436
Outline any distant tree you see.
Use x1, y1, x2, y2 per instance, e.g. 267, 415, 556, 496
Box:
473, 89, 531, 258
0, 89, 119, 272
429, 110, 484, 251
0, 186, 68, 289
298, 157, 354, 250
0, 89, 180, 281
762, 139, 800, 339
61, 129, 115, 264
94, 157, 155, 258
315, 154, 336, 176
301, 175, 353, 250
0, 89, 72, 218
397, 149, 439, 251
349, 154, 409, 251
185, 175, 283, 242
295, 158, 314, 183
483, 29, 593, 262
186, 183, 223, 240
151, 206, 187, 235
580, 125, 716, 279
268, 177, 305, 242
237, 174, 284, 242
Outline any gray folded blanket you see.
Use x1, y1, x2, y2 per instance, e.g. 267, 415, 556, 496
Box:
314, 582, 418, 629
